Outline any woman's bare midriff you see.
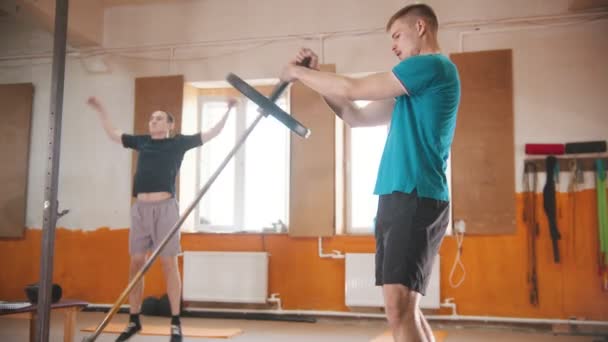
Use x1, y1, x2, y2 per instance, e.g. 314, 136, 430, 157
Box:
136, 192, 172, 202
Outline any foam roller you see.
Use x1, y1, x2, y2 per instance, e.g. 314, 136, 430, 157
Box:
565, 141, 607, 154
525, 144, 565, 155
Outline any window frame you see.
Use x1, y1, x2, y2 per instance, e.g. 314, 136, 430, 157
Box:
338, 107, 454, 236
183, 88, 291, 234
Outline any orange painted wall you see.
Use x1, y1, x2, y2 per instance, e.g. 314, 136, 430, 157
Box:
441, 190, 608, 320
1, 191, 607, 320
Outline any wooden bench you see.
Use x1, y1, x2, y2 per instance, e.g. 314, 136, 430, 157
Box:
0, 299, 88, 342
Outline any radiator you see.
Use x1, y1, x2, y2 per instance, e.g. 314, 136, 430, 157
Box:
345, 253, 441, 309
182, 251, 269, 304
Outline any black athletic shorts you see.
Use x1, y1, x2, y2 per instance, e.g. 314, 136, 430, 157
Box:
374, 190, 449, 295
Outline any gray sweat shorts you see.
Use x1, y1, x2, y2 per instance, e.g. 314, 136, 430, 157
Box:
129, 197, 181, 257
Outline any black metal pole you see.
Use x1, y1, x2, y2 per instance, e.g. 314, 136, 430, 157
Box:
36, 0, 69, 341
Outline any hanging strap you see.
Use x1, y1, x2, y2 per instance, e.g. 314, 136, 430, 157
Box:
523, 162, 539, 305
543, 156, 561, 263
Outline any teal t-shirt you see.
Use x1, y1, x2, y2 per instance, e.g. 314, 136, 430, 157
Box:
373, 54, 460, 201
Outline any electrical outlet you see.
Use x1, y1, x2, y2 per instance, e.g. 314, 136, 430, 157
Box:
454, 220, 466, 233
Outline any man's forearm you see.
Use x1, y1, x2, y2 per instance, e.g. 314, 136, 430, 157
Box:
201, 111, 228, 143
201, 125, 220, 143
292, 67, 405, 102
322, 96, 363, 127
96, 110, 121, 143
289, 67, 363, 126
293, 67, 356, 100
292, 67, 394, 127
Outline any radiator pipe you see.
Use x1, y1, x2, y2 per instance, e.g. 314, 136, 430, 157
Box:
267, 293, 283, 311
318, 237, 345, 259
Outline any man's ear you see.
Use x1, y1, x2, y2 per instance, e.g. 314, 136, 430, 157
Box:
417, 19, 427, 37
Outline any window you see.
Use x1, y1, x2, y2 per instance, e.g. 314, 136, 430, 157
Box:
347, 122, 387, 233
180, 87, 290, 233
342, 101, 388, 234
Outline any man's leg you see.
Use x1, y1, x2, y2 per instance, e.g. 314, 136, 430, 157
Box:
376, 192, 428, 342
419, 308, 435, 342
116, 254, 146, 342
160, 256, 181, 316
118, 200, 150, 342
378, 191, 448, 342
161, 255, 183, 342
412, 197, 449, 342
129, 254, 147, 314
156, 198, 183, 342
383, 284, 427, 342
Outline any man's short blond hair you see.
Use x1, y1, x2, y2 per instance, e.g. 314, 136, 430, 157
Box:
386, 3, 439, 32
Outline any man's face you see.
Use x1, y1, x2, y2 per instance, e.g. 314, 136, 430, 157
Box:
148, 111, 173, 135
389, 17, 422, 60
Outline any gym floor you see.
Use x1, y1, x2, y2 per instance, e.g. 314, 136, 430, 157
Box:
0, 312, 604, 342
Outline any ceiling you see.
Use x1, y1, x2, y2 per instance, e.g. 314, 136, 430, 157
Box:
101, 0, 190, 8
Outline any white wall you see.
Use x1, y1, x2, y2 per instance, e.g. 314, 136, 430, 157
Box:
100, 0, 589, 79
0, 0, 606, 229
102, 0, 576, 48
0, 55, 135, 229
0, 15, 55, 56
462, 20, 608, 191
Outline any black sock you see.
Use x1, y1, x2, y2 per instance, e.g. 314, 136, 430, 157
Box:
171, 315, 181, 326
116, 315, 142, 342
129, 313, 141, 327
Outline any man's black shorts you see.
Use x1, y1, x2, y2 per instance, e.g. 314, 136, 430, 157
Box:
375, 190, 449, 295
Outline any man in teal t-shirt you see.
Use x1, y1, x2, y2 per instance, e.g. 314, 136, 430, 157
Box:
375, 53, 460, 201
280, 4, 460, 342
